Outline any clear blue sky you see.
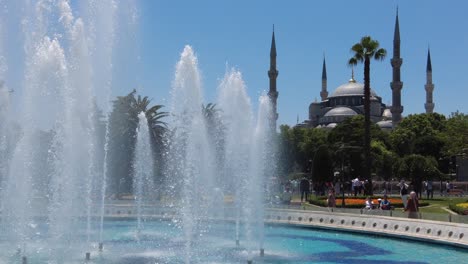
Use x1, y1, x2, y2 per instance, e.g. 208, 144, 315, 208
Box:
4, 1, 468, 127
114, 0, 468, 127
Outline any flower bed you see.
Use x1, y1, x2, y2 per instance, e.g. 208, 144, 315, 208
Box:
309, 196, 428, 208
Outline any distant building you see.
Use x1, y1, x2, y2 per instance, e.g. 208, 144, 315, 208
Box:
268, 27, 279, 130
294, 10, 434, 131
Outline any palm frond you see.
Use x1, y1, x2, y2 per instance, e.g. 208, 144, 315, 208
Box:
348, 57, 358, 66
374, 48, 387, 61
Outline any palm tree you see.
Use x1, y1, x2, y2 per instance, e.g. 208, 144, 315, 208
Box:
107, 90, 168, 195
132, 94, 168, 141
348, 36, 386, 195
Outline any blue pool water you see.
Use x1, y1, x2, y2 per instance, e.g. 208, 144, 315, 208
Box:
1, 220, 467, 263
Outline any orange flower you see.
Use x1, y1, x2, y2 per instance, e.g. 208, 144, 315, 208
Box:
327, 198, 402, 206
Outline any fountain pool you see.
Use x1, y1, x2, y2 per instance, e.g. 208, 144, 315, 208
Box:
0, 219, 466, 263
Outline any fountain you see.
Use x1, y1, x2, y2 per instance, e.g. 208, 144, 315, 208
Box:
1, 1, 467, 263
133, 112, 155, 240
0, 0, 118, 259
168, 45, 219, 261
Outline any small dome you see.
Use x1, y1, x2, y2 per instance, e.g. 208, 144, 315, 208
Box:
326, 123, 337, 128
324, 106, 358, 117
330, 80, 378, 98
382, 108, 392, 120
377, 120, 393, 129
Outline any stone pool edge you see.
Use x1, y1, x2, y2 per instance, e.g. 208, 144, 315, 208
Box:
264, 208, 468, 249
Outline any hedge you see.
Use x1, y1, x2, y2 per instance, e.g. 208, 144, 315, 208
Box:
449, 202, 468, 215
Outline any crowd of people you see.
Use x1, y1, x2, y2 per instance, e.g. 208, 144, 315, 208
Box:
279, 176, 466, 219
281, 177, 432, 218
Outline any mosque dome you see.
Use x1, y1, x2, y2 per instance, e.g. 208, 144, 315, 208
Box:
377, 120, 393, 129
382, 108, 392, 120
330, 80, 378, 98
323, 106, 358, 117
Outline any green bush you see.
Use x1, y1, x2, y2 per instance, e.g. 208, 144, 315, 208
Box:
449, 202, 468, 215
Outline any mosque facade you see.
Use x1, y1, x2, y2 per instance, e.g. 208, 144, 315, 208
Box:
266, 11, 435, 131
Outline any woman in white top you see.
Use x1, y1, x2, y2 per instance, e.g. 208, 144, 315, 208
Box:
365, 196, 374, 210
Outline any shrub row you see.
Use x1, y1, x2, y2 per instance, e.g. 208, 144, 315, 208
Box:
449, 202, 468, 215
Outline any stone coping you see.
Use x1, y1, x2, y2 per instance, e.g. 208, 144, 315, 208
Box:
3, 204, 468, 249
99, 205, 468, 249
264, 208, 468, 249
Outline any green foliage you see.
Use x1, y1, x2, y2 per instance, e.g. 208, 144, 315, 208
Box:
311, 145, 334, 184
390, 113, 448, 160
371, 140, 397, 181
397, 113, 445, 138
328, 115, 387, 146
393, 154, 441, 184
202, 103, 225, 185
277, 109, 466, 184
277, 125, 328, 177
348, 36, 387, 65
443, 111, 468, 157
107, 90, 167, 195
389, 127, 414, 156
449, 201, 468, 215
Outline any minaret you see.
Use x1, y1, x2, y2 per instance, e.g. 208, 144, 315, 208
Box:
268, 26, 279, 129
320, 56, 328, 101
390, 8, 404, 126
425, 48, 435, 113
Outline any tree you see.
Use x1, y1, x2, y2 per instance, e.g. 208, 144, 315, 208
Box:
107, 91, 137, 195
277, 125, 296, 180
132, 94, 168, 192
107, 90, 167, 196
202, 103, 225, 184
311, 145, 334, 186
328, 115, 389, 178
277, 126, 328, 175
442, 111, 468, 158
371, 140, 397, 181
348, 36, 387, 194
389, 113, 449, 173
393, 154, 441, 196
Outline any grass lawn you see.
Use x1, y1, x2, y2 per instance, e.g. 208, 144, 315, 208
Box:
419, 197, 467, 214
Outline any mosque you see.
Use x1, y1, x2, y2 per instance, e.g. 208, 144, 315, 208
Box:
267, 11, 435, 131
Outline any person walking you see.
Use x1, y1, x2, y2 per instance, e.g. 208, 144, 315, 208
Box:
327, 189, 336, 210
299, 177, 310, 202
405, 191, 419, 219
398, 180, 409, 208
425, 180, 433, 199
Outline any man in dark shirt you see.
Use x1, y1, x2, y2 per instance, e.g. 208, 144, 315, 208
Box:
300, 178, 310, 202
